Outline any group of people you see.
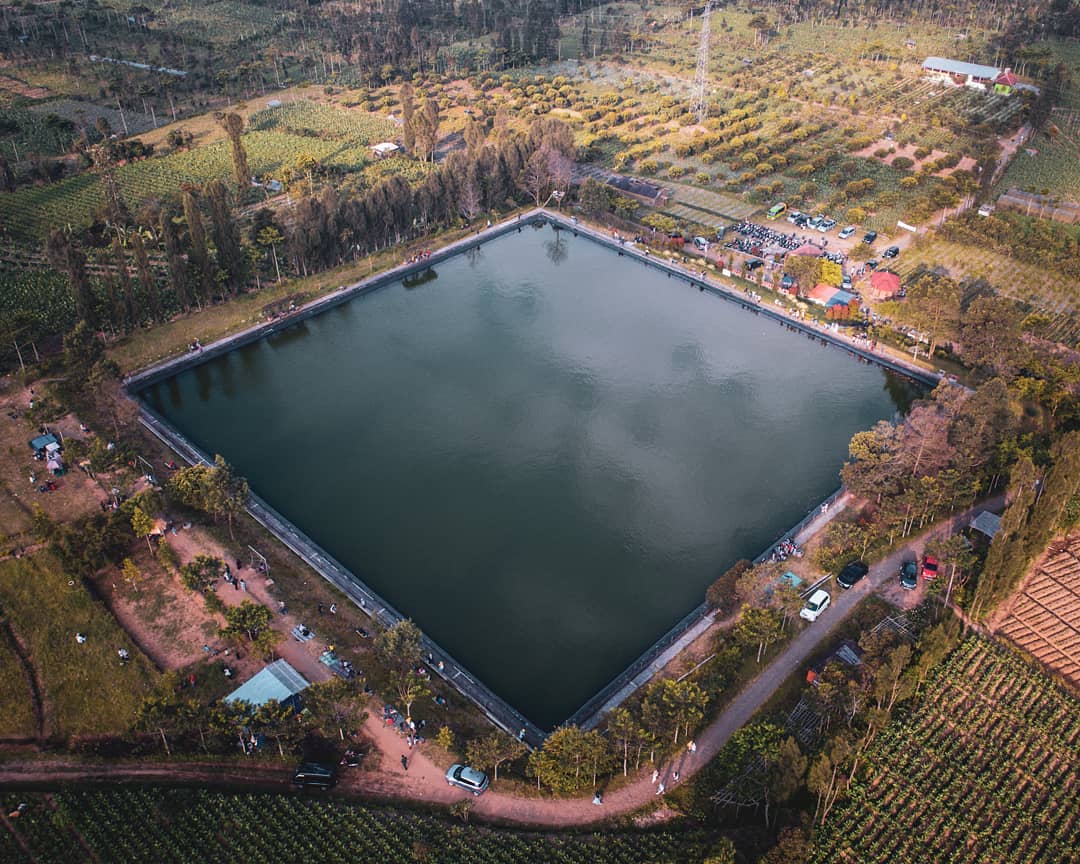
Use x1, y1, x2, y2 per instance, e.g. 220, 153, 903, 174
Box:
403, 249, 433, 266
187, 338, 204, 354
769, 538, 803, 562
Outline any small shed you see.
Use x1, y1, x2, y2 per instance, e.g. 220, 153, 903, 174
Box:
922, 57, 1000, 88
806, 284, 855, 307
371, 142, 401, 158
807, 639, 863, 684
869, 270, 902, 300
224, 659, 310, 710
969, 510, 1002, 540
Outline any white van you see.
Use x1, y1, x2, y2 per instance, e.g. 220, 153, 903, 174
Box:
800, 589, 831, 622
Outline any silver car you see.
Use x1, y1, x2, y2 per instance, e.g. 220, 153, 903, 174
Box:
446, 763, 490, 795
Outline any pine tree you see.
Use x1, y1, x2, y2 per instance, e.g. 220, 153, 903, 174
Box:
182, 189, 215, 304
221, 113, 250, 189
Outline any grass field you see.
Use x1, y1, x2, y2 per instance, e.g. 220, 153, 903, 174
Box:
811, 637, 1080, 863
1, 787, 724, 864
0, 553, 157, 738
0, 626, 36, 739
894, 235, 1079, 342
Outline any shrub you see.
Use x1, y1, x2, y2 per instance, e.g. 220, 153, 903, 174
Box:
668, 165, 684, 178
892, 156, 914, 171
695, 171, 712, 185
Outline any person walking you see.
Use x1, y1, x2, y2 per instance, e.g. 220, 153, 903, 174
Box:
656, 782, 665, 796
329, 603, 337, 615
401, 754, 408, 772
651, 769, 659, 784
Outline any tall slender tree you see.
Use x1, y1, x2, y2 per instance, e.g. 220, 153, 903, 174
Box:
46, 229, 94, 326
221, 113, 250, 189
181, 189, 215, 304
206, 180, 245, 294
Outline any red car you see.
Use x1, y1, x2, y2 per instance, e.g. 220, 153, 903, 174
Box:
922, 555, 940, 580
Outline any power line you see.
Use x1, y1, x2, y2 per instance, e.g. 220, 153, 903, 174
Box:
690, 1, 713, 123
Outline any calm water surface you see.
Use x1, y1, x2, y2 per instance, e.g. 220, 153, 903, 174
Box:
142, 224, 912, 727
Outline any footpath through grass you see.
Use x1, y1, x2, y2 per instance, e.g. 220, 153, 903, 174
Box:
0, 553, 156, 738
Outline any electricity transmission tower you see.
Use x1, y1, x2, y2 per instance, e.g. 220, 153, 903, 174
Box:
690, 1, 713, 123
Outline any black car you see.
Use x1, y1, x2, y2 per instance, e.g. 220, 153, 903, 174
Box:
883, 246, 900, 259
862, 231, 877, 244
293, 762, 336, 790
745, 258, 764, 271
899, 560, 918, 590
836, 560, 869, 589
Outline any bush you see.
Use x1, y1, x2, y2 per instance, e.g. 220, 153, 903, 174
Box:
695, 171, 712, 185
668, 165, 684, 178
892, 156, 915, 171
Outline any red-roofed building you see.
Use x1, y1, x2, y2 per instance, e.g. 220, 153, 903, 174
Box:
790, 243, 823, 257
806, 283, 838, 305
994, 68, 1019, 94
869, 270, 902, 300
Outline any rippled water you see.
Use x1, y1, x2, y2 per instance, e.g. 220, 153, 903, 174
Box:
142, 224, 914, 727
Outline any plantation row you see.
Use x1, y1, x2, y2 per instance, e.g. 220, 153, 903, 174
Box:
1, 788, 719, 864
811, 637, 1080, 864
0, 126, 379, 243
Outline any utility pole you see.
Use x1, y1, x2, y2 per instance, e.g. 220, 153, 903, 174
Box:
690, 1, 713, 124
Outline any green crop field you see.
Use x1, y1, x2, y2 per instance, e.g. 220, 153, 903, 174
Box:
0, 554, 156, 737
894, 235, 1078, 341
998, 132, 1080, 203
811, 637, 1080, 864
0, 787, 724, 864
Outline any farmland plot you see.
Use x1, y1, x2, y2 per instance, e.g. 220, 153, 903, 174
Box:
992, 537, 1080, 686
811, 637, 1080, 864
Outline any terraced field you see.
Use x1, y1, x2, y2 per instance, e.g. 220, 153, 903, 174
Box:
894, 236, 1079, 344
993, 537, 1080, 686
669, 184, 759, 220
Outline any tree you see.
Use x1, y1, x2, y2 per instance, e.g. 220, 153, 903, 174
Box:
257, 226, 284, 282
136, 691, 199, 755
961, 295, 1023, 376
221, 113, 250, 188
47, 229, 94, 326
769, 735, 807, 806
130, 231, 161, 323
182, 189, 215, 304
212, 454, 250, 539
702, 840, 737, 864
121, 557, 143, 591
520, 147, 556, 206
526, 725, 611, 794
807, 734, 853, 825
466, 732, 527, 782
180, 554, 223, 593
252, 698, 303, 758
206, 180, 246, 295
759, 827, 809, 864
221, 600, 273, 643
734, 604, 784, 662
606, 707, 640, 776
131, 505, 156, 553
706, 559, 751, 611
303, 677, 368, 740
391, 670, 430, 723
161, 208, 193, 312
660, 678, 709, 745
375, 619, 424, 674
63, 320, 104, 379
903, 273, 961, 356
400, 83, 416, 153
578, 177, 611, 217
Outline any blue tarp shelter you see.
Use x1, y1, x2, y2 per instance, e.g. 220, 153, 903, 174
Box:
29, 433, 58, 453
224, 659, 310, 710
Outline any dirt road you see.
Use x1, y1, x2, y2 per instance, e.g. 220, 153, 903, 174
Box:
0, 496, 1003, 827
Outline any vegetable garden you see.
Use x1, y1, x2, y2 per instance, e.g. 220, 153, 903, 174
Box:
0, 787, 720, 864
810, 637, 1080, 864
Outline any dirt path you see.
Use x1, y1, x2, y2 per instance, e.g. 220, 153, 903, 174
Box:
0, 496, 1005, 827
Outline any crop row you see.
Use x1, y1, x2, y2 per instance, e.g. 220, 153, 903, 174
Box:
0, 788, 705, 864
810, 637, 1080, 864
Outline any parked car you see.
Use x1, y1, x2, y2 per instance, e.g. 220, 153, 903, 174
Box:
744, 258, 765, 271
793, 214, 810, 228
293, 763, 336, 790
863, 231, 878, 244
808, 215, 825, 230
866, 259, 880, 270
883, 245, 900, 259
841, 275, 853, 290
446, 763, 491, 795
900, 560, 918, 590
800, 589, 831, 622
838, 226, 856, 240
818, 218, 837, 233
787, 210, 803, 224
922, 555, 940, 580
693, 236, 709, 251
837, 560, 869, 589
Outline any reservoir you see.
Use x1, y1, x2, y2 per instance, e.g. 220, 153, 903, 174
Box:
141, 223, 914, 728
